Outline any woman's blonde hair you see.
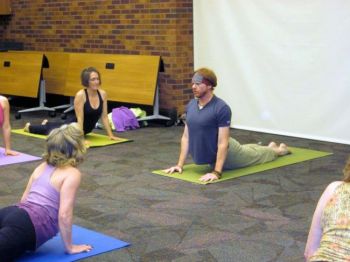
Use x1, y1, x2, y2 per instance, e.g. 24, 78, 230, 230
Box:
43, 123, 86, 167
343, 157, 350, 182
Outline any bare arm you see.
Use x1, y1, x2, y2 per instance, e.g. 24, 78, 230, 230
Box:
74, 90, 85, 131
177, 124, 190, 168
100, 90, 120, 140
304, 181, 342, 261
163, 124, 189, 174
214, 126, 230, 173
1, 98, 18, 156
199, 126, 230, 182
58, 168, 91, 254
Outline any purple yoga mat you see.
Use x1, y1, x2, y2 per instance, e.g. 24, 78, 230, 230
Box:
0, 147, 41, 166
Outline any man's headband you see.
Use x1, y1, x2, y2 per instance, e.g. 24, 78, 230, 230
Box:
192, 73, 213, 86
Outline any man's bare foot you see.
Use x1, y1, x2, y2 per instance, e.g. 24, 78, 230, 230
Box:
267, 141, 290, 156
268, 141, 277, 149
278, 143, 290, 156
41, 119, 48, 125
24, 122, 30, 132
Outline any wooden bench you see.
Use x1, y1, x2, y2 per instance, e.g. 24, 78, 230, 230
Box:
62, 52, 169, 121
0, 52, 43, 98
4, 51, 169, 121
0, 51, 56, 118
64, 53, 160, 105
42, 52, 70, 96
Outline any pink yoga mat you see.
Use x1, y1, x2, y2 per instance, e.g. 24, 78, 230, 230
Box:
0, 147, 41, 166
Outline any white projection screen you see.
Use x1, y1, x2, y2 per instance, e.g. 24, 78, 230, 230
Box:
193, 0, 350, 144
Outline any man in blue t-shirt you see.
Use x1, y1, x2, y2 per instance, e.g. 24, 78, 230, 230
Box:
164, 68, 290, 183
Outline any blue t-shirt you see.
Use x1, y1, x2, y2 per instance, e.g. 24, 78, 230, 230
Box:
186, 96, 232, 165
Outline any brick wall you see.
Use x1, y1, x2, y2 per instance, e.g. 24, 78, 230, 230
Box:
0, 0, 194, 114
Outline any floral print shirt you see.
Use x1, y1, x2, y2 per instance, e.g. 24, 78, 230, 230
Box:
310, 182, 350, 262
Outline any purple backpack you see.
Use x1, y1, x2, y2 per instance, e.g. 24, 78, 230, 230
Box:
112, 106, 140, 132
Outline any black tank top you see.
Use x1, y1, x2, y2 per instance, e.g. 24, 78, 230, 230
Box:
83, 89, 103, 134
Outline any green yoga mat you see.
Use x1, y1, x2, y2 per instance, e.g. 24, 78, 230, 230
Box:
12, 129, 131, 147
153, 147, 332, 184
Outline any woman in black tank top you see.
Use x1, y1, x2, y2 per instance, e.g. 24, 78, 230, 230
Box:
79, 88, 103, 134
24, 67, 121, 142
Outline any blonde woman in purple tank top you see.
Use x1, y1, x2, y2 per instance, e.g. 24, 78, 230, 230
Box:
0, 95, 18, 156
0, 123, 92, 261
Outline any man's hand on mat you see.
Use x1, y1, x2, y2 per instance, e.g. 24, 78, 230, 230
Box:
199, 173, 219, 183
163, 165, 183, 174
68, 244, 93, 254
5, 149, 19, 156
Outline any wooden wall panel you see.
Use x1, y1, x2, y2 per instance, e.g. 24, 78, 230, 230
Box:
64, 53, 160, 105
0, 52, 42, 98
6, 51, 160, 106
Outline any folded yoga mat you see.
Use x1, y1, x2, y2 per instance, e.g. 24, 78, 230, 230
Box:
0, 147, 41, 166
153, 147, 333, 184
18, 225, 130, 262
12, 129, 132, 147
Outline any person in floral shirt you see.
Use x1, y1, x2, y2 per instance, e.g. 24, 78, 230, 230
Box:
305, 158, 350, 261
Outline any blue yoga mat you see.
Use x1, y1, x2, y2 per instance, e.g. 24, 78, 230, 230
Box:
18, 225, 130, 262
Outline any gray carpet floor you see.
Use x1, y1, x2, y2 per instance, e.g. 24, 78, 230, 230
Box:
2, 109, 349, 262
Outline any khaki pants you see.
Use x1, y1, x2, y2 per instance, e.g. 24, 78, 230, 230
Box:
221, 138, 277, 170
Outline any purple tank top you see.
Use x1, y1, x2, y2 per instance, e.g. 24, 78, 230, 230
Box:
17, 164, 60, 248
0, 102, 4, 127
